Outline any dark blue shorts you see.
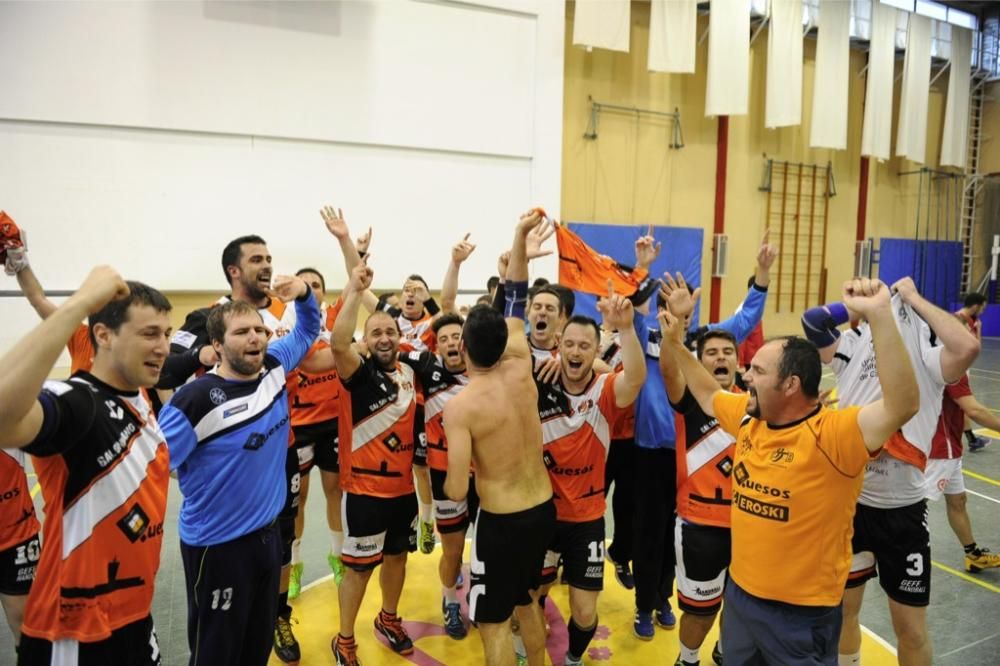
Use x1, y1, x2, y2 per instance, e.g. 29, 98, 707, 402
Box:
721, 580, 842, 665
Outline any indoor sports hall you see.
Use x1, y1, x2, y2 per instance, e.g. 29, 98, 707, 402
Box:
1, 1, 1000, 665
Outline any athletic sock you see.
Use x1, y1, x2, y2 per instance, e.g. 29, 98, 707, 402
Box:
330, 530, 344, 557
965, 429, 978, 445
512, 634, 527, 658
679, 640, 700, 663
838, 652, 861, 665
291, 538, 302, 566
965, 542, 982, 556
567, 617, 597, 659
380, 608, 398, 622
420, 502, 433, 523
278, 591, 291, 620
443, 585, 458, 604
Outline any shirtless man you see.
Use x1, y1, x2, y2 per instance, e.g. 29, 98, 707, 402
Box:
444, 210, 556, 666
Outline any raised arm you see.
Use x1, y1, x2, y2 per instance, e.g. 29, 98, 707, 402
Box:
659, 306, 720, 417
14, 265, 58, 320
266, 275, 321, 370
321, 206, 378, 314
893, 277, 980, 384
331, 260, 371, 381
0, 266, 129, 448
443, 401, 472, 501
501, 210, 544, 360
849, 279, 920, 451
441, 233, 476, 314
658, 273, 699, 402
597, 280, 646, 407
801, 301, 852, 365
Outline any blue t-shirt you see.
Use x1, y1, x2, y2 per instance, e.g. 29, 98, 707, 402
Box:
634, 283, 767, 450
158, 294, 320, 546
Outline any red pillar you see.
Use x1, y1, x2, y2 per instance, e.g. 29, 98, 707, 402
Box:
856, 156, 870, 242
710, 115, 729, 323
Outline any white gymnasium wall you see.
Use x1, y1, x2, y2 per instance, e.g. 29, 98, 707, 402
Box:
0, 0, 565, 295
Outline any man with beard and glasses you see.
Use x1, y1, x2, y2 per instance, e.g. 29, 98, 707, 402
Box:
157, 275, 320, 666
664, 277, 919, 666
658, 275, 741, 666
399, 312, 474, 639
443, 210, 555, 666
1, 268, 173, 666
330, 257, 422, 666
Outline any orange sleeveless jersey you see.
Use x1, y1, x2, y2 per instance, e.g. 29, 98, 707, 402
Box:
673, 388, 737, 528
338, 358, 418, 497
0, 449, 40, 551
713, 392, 871, 607
22, 377, 170, 642
287, 301, 344, 428
538, 372, 624, 522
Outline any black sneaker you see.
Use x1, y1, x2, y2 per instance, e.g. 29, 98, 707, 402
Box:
273, 616, 301, 664
712, 640, 723, 665
442, 599, 468, 639
332, 634, 361, 666
675, 656, 699, 666
374, 611, 414, 655
606, 551, 635, 589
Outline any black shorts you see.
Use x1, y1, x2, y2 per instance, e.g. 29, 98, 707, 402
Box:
19, 615, 161, 666
675, 519, 731, 615
0, 532, 40, 595
293, 420, 339, 473
847, 501, 931, 606
470, 498, 556, 624
342, 492, 417, 571
277, 445, 301, 522
540, 518, 606, 591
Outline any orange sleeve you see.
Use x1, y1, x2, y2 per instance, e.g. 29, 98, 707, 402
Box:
67, 324, 94, 374
598, 371, 621, 416
818, 406, 870, 476
712, 391, 750, 437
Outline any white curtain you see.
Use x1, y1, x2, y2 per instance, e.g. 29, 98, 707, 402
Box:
706, 0, 751, 117
860, 2, 897, 161
766, 0, 804, 128
573, 0, 631, 53
810, 0, 851, 149
896, 14, 932, 163
940, 26, 972, 168
649, 0, 697, 73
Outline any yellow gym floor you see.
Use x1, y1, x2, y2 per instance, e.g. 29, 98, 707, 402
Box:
270, 542, 899, 665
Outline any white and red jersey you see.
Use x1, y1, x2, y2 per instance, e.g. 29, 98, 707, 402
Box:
832, 294, 946, 508
397, 313, 435, 353
537, 372, 627, 522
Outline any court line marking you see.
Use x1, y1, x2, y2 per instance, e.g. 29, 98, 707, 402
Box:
931, 560, 1000, 595
963, 469, 1000, 488
861, 625, 898, 656
966, 488, 1000, 505
937, 631, 1000, 658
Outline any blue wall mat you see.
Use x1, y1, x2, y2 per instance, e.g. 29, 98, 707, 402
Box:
878, 238, 962, 310
564, 223, 704, 326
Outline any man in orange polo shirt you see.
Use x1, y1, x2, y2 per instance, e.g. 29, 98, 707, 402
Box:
661, 277, 919, 665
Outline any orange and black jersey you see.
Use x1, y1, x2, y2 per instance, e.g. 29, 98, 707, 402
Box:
338, 357, 419, 498
399, 351, 468, 471
537, 372, 625, 522
672, 388, 736, 528
287, 300, 346, 431
0, 449, 40, 552
21, 372, 169, 643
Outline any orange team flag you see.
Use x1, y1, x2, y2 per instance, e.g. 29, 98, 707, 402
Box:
555, 223, 650, 297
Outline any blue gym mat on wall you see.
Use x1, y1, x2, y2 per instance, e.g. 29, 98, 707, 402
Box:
877, 238, 962, 309
565, 222, 704, 326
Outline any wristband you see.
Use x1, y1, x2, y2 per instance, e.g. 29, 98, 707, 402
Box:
424, 297, 440, 316
505, 280, 529, 319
